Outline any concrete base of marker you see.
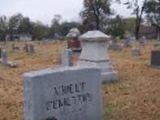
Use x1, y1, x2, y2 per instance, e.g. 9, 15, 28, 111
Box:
0, 59, 18, 68
102, 71, 118, 84
77, 60, 118, 84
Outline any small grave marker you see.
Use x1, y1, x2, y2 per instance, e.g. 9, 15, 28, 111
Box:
131, 41, 141, 57
61, 49, 73, 67
1, 48, 8, 64
23, 43, 35, 53
12, 43, 20, 51
0, 46, 2, 58
0, 48, 18, 68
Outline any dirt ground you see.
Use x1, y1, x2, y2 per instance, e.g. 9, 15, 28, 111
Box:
0, 41, 160, 120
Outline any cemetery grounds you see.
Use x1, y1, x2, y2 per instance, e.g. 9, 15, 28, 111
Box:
0, 41, 160, 120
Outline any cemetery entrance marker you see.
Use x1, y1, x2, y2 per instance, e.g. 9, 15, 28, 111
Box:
23, 67, 102, 120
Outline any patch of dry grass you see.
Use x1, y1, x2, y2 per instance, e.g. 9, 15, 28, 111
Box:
103, 42, 160, 120
0, 41, 160, 120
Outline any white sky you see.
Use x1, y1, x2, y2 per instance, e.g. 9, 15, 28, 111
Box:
0, 0, 142, 25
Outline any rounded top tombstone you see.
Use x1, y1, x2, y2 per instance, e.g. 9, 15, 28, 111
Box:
79, 30, 111, 42
66, 28, 80, 39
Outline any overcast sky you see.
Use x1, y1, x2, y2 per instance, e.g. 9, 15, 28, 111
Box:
0, 0, 140, 25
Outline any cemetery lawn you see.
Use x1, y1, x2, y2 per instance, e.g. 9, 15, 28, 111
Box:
0, 41, 160, 120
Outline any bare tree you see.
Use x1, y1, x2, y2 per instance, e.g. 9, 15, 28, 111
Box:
124, 0, 147, 40
80, 0, 120, 30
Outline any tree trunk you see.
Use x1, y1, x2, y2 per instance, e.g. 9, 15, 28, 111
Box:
158, 29, 160, 41
135, 7, 140, 40
95, 14, 100, 30
135, 24, 140, 40
135, 0, 146, 40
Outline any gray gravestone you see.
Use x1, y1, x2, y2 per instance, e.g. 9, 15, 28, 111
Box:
12, 43, 20, 51
0, 47, 2, 58
29, 44, 35, 53
1, 49, 8, 64
131, 48, 141, 57
131, 41, 141, 57
23, 43, 35, 53
23, 67, 102, 120
61, 49, 72, 67
23, 43, 29, 52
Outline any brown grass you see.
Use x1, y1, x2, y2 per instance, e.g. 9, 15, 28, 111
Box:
0, 41, 160, 120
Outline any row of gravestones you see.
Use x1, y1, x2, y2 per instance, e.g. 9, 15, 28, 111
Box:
108, 36, 148, 58
109, 36, 148, 50
109, 35, 160, 68
0, 43, 35, 68
12, 43, 35, 53
23, 30, 118, 120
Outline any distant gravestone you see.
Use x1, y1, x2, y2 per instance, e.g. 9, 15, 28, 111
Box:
23, 43, 29, 52
61, 49, 73, 67
109, 42, 123, 51
140, 36, 147, 46
0, 48, 18, 68
29, 44, 35, 53
131, 48, 141, 57
23, 67, 102, 120
23, 43, 35, 53
12, 43, 20, 51
0, 47, 2, 58
1, 49, 8, 64
131, 42, 141, 57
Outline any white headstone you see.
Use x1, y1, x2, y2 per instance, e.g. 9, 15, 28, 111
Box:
23, 67, 102, 120
77, 30, 118, 83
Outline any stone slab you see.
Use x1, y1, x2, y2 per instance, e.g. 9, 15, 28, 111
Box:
61, 49, 72, 67
77, 61, 118, 83
23, 67, 102, 120
101, 71, 118, 84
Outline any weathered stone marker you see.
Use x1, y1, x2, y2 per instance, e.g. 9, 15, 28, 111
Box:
131, 47, 141, 57
61, 49, 73, 67
23, 67, 102, 120
0, 47, 2, 58
1, 48, 8, 64
77, 30, 118, 83
23, 43, 35, 53
131, 41, 141, 57
29, 44, 35, 53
